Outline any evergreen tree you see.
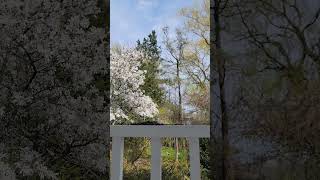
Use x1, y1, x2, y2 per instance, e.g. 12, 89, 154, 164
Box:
136, 31, 165, 106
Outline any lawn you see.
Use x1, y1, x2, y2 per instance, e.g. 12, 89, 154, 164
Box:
123, 143, 209, 180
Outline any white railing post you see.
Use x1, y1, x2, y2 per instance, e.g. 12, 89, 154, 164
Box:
111, 137, 124, 180
151, 137, 162, 180
189, 137, 201, 180
110, 125, 209, 180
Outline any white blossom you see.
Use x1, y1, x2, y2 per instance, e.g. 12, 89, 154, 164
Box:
111, 48, 158, 124
0, 0, 158, 178
0, 0, 108, 178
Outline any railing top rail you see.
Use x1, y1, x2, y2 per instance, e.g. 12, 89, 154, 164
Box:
110, 125, 210, 138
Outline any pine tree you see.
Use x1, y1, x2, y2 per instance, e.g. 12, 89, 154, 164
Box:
136, 31, 165, 106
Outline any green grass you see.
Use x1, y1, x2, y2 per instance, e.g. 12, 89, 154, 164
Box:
145, 146, 189, 161
123, 145, 210, 180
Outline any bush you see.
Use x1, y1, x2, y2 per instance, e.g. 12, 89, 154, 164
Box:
124, 137, 150, 166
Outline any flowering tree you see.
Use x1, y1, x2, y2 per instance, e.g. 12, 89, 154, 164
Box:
110, 47, 158, 124
0, 0, 109, 179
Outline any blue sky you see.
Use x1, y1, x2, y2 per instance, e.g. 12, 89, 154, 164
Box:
110, 0, 194, 46
111, 0, 202, 113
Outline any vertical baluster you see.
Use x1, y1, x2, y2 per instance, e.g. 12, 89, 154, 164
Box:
111, 137, 124, 180
189, 137, 201, 180
151, 137, 162, 180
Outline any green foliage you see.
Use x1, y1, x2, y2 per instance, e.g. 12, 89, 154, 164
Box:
144, 146, 188, 162
161, 159, 190, 180
122, 141, 210, 180
199, 138, 210, 170
124, 138, 150, 165
136, 31, 165, 106
158, 101, 181, 124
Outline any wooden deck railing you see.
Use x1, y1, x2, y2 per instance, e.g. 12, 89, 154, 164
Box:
110, 125, 210, 180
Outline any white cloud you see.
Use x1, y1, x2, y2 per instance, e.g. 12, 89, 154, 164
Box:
111, 0, 193, 45
136, 0, 158, 10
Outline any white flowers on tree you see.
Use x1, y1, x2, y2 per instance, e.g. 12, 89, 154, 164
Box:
111, 48, 158, 124
0, 0, 109, 179
0, 0, 158, 178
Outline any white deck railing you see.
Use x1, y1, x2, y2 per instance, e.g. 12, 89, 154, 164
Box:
110, 125, 210, 180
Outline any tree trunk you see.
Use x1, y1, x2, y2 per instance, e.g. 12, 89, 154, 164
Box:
210, 0, 230, 179
175, 138, 179, 162
175, 60, 182, 162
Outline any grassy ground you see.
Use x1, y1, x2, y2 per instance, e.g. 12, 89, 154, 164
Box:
123, 146, 209, 180
146, 146, 188, 161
